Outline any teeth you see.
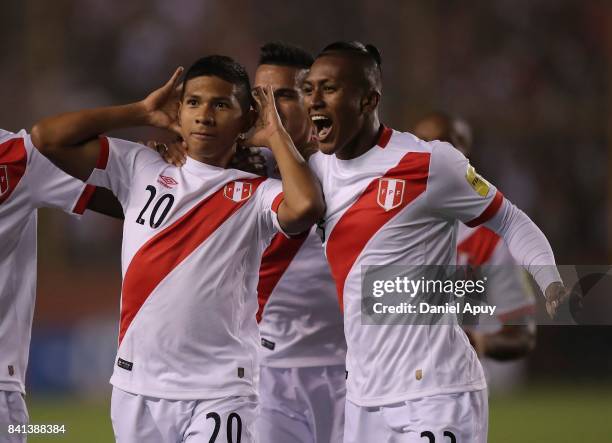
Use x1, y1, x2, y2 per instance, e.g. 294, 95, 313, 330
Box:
311, 115, 328, 121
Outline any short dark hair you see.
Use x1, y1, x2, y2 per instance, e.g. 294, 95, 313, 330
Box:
258, 42, 314, 69
181, 55, 252, 112
319, 41, 381, 66
318, 41, 382, 92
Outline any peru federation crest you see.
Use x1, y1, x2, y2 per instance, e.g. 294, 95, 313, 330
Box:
0, 166, 8, 197
224, 181, 253, 202
377, 178, 405, 211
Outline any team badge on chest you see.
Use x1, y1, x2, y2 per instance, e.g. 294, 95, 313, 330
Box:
224, 181, 253, 202
0, 165, 9, 197
377, 178, 405, 211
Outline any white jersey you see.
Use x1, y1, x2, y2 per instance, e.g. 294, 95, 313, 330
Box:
89, 136, 285, 400
0, 129, 92, 394
309, 127, 505, 406
457, 224, 536, 328
257, 225, 346, 368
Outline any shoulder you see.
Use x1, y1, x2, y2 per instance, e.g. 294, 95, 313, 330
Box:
307, 151, 330, 178
103, 136, 165, 167
258, 176, 282, 193
425, 139, 469, 179
384, 129, 434, 154
0, 128, 18, 143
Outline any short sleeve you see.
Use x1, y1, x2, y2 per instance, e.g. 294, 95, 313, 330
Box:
23, 132, 93, 215
255, 178, 288, 238
426, 141, 504, 226
87, 136, 161, 207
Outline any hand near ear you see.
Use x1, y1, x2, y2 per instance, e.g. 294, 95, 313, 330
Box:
246, 86, 289, 148
141, 67, 184, 135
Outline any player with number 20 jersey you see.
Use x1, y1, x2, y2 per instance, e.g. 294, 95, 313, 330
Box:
31, 55, 324, 443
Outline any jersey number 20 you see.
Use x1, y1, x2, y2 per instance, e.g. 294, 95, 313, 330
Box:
207, 412, 242, 443
136, 185, 175, 228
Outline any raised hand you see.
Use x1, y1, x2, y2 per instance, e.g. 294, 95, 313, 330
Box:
140, 137, 187, 167
247, 85, 288, 148
141, 67, 184, 134
544, 281, 574, 319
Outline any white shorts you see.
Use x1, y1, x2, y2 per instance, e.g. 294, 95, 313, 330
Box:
0, 391, 28, 443
257, 365, 346, 443
344, 389, 488, 443
111, 387, 258, 443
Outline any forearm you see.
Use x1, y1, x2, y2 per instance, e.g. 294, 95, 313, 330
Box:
268, 131, 325, 227
31, 102, 148, 149
484, 199, 562, 292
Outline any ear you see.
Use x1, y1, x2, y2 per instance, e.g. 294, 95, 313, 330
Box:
360, 90, 380, 114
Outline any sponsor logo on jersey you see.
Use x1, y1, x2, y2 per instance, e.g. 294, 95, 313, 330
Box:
465, 164, 491, 197
157, 174, 179, 189
261, 338, 276, 350
117, 358, 133, 371
0, 165, 9, 196
377, 178, 405, 211
224, 181, 253, 202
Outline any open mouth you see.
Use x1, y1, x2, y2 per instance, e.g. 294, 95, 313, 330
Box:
311, 115, 333, 142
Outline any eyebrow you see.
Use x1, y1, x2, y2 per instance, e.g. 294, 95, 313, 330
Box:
274, 88, 299, 96
303, 77, 332, 84
184, 93, 233, 102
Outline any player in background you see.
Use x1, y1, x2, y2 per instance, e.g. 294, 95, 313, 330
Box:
31, 55, 324, 443
413, 112, 537, 363
0, 129, 122, 442
253, 42, 346, 443
302, 41, 569, 442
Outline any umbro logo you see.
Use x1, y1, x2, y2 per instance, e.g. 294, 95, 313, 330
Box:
157, 174, 178, 189
0, 165, 8, 197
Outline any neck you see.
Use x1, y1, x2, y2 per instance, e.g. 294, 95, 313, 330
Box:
187, 145, 235, 168
336, 115, 381, 160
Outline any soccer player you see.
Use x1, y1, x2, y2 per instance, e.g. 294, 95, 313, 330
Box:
253, 42, 346, 443
0, 129, 121, 442
414, 112, 536, 362
302, 41, 569, 442
31, 55, 324, 443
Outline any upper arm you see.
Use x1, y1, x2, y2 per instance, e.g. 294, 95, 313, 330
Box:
25, 136, 94, 214
86, 136, 162, 208
32, 134, 101, 182
275, 193, 322, 236
426, 142, 503, 225
256, 179, 296, 238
